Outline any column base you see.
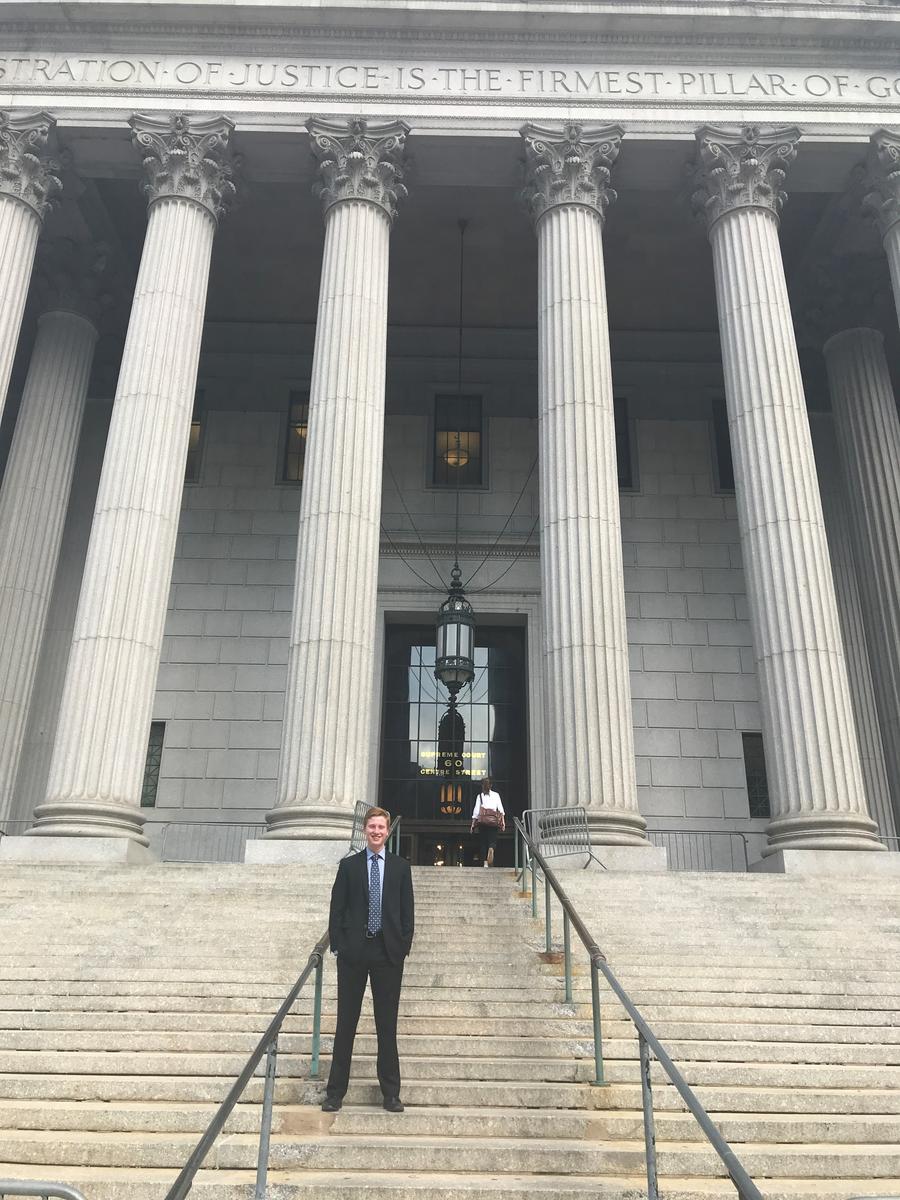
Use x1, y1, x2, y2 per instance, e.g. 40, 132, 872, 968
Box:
29, 800, 149, 846
751, 848, 900, 875
262, 803, 355, 842
244, 837, 348, 865
764, 810, 884, 853
0, 835, 155, 864
586, 807, 649, 848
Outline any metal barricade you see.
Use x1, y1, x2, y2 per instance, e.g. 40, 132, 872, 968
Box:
648, 829, 750, 872
0, 1185, 88, 1200
522, 805, 598, 865
520, 806, 607, 880
348, 800, 372, 852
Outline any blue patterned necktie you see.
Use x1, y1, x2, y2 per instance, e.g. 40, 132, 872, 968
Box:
368, 853, 382, 934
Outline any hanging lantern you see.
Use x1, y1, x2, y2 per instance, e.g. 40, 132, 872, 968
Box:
435, 564, 475, 700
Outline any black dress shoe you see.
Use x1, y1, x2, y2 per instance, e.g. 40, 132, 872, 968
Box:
321, 1096, 342, 1112
383, 1096, 404, 1113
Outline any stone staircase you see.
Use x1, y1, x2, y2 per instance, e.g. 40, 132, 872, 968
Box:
0, 860, 898, 1198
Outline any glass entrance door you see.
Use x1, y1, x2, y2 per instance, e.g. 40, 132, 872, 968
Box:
380, 624, 528, 866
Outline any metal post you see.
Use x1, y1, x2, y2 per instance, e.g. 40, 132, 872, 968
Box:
638, 1032, 659, 1200
514, 827, 520, 874
590, 959, 605, 1086
530, 855, 537, 918
563, 910, 572, 1004
254, 1036, 279, 1200
544, 868, 552, 954
309, 953, 324, 1079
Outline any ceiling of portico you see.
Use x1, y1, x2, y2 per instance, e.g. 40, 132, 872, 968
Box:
81, 127, 896, 389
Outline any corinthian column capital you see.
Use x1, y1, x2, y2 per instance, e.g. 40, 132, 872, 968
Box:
32, 236, 112, 327
308, 117, 409, 222
0, 111, 62, 219
795, 253, 892, 347
864, 129, 900, 239
691, 125, 800, 230
520, 122, 622, 227
129, 112, 236, 222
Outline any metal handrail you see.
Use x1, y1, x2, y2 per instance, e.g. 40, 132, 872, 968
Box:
514, 817, 763, 1200
0, 1186, 88, 1200
163, 814, 402, 1199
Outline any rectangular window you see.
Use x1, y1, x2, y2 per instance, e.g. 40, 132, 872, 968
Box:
283, 391, 310, 483
184, 391, 204, 484
742, 732, 770, 818
141, 721, 165, 808
433, 394, 483, 487
712, 397, 735, 492
614, 397, 634, 490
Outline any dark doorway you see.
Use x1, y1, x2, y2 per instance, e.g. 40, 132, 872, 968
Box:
380, 624, 528, 866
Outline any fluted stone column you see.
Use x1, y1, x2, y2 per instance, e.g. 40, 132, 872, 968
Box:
692, 126, 882, 859
11, 400, 112, 829
16, 114, 235, 856
810, 416, 896, 840
823, 326, 900, 838
0, 112, 61, 422
520, 123, 647, 849
0, 240, 105, 826
257, 118, 407, 854
865, 130, 900, 328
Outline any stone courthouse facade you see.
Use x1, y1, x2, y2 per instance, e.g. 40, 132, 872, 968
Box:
1, 0, 900, 871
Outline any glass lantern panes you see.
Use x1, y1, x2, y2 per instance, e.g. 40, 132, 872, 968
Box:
433, 394, 482, 486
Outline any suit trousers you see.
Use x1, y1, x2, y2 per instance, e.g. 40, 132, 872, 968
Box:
326, 933, 405, 1101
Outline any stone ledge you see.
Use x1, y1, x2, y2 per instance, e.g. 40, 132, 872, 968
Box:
552, 845, 669, 873
244, 837, 349, 865
0, 836, 155, 865
750, 848, 900, 875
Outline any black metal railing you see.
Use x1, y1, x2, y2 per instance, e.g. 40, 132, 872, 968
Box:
513, 817, 763, 1200
0, 1185, 87, 1200
163, 815, 401, 1200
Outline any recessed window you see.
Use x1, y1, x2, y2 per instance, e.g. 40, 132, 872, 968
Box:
712, 397, 735, 492
283, 391, 310, 483
184, 391, 204, 484
433, 394, 482, 487
614, 397, 634, 490
141, 721, 165, 809
742, 732, 770, 818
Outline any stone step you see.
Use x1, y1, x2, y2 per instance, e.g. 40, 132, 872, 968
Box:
329, 1106, 900, 1145
2, 1073, 897, 1114
1, 1050, 897, 1089
2, 1129, 899, 1179
11, 1100, 867, 1143
0, 1164, 896, 1200
3, 1029, 898, 1067
3, 1009, 894, 1042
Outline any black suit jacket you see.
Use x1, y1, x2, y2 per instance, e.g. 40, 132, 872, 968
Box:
328, 849, 414, 966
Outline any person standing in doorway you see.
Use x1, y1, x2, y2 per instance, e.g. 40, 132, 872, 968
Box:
322, 806, 415, 1113
470, 777, 505, 867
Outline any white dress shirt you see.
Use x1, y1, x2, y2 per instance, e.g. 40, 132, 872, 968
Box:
472, 790, 505, 822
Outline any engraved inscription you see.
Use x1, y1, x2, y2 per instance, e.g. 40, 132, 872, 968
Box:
0, 54, 898, 105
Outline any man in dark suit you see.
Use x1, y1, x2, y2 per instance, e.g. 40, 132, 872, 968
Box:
322, 806, 414, 1113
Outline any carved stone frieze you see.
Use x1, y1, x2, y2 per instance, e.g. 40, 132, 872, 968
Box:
0, 111, 62, 220
129, 113, 236, 222
794, 253, 892, 346
691, 124, 800, 229
863, 129, 900, 239
308, 117, 409, 221
520, 122, 622, 226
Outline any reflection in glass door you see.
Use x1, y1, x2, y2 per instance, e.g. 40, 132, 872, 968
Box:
380, 624, 528, 866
